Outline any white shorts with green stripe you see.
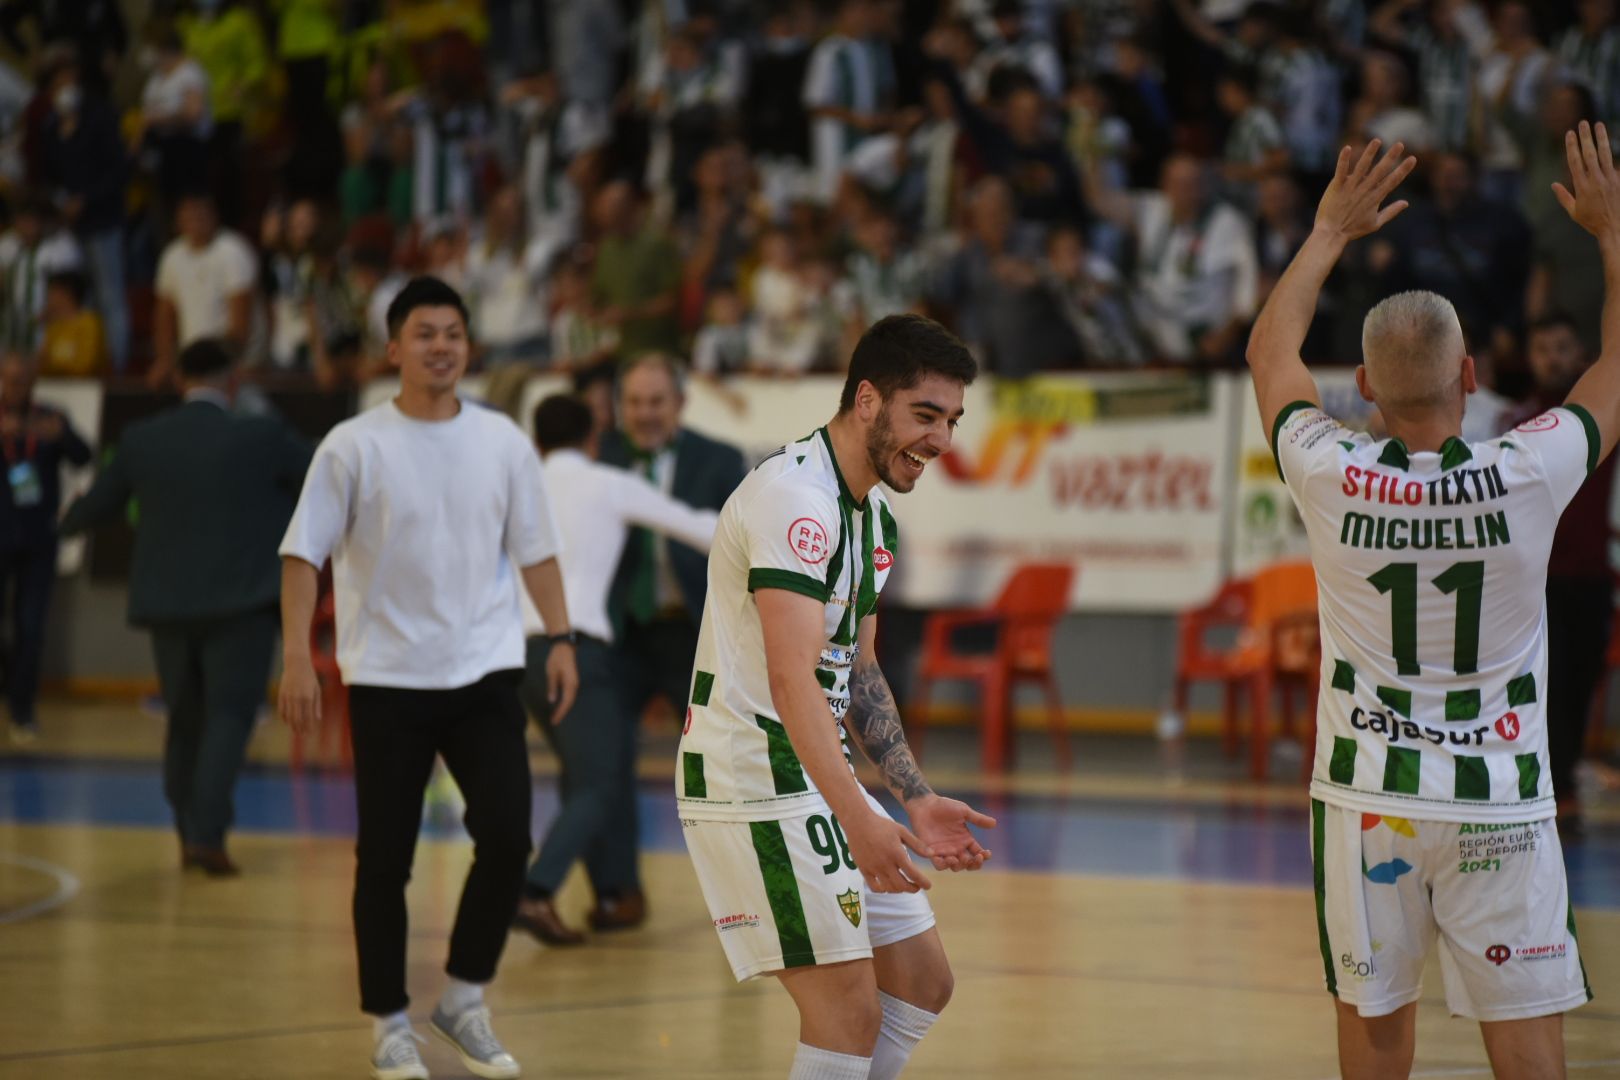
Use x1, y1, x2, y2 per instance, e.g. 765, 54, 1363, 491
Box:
682, 789, 936, 982
1311, 799, 1592, 1022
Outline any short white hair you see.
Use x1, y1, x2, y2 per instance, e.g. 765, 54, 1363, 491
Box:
1361, 291, 1465, 412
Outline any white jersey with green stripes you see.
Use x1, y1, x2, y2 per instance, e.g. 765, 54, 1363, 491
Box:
1274, 401, 1599, 823
677, 427, 897, 821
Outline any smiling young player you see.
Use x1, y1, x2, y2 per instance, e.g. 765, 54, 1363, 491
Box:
677, 314, 997, 1079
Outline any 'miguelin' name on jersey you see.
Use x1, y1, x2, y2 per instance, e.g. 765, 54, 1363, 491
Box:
676, 428, 897, 821
1274, 400, 1599, 823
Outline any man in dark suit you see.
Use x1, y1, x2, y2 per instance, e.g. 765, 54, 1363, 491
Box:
0, 354, 90, 742
61, 339, 311, 875
594, 352, 743, 929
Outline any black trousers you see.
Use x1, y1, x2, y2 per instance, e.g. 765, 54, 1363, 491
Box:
1545, 578, 1612, 802
0, 541, 56, 727
348, 669, 532, 1017
149, 608, 279, 847
520, 636, 635, 895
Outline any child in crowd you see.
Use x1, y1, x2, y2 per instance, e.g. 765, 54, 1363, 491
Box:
39, 271, 106, 377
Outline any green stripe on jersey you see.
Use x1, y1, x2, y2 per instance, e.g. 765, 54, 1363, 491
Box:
1383, 746, 1420, 794
748, 568, 829, 602
1329, 736, 1357, 785
1270, 400, 1315, 481
1506, 674, 1538, 707
856, 502, 878, 622
754, 715, 810, 795
749, 820, 816, 969
1516, 754, 1542, 800
690, 670, 715, 707
1566, 403, 1601, 475
1445, 689, 1480, 721
1331, 660, 1355, 692
1439, 436, 1473, 471
683, 752, 707, 798
1453, 756, 1489, 800
1377, 439, 1410, 470
1376, 686, 1411, 718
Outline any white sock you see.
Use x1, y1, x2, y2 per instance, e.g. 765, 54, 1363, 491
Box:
788, 1042, 872, 1079
372, 1010, 411, 1042
868, 992, 939, 1080
439, 977, 484, 1016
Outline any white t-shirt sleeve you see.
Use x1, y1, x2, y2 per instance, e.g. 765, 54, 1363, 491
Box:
1273, 401, 1354, 489
505, 436, 563, 568
279, 436, 353, 567
1509, 405, 1600, 514
610, 469, 720, 553
742, 478, 841, 602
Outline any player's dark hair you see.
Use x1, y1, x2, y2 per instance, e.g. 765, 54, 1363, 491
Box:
178, 338, 233, 380
533, 393, 594, 453
838, 314, 977, 413
385, 275, 470, 340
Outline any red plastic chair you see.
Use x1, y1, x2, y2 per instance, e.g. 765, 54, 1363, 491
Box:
1172, 577, 1255, 760
908, 563, 1076, 773
1232, 561, 1320, 781
289, 570, 352, 771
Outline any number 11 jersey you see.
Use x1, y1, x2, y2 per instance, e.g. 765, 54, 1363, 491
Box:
1274, 400, 1600, 823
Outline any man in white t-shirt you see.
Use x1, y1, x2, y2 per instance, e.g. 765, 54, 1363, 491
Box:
279, 277, 579, 1080
1249, 130, 1615, 1078
678, 314, 995, 1080
152, 193, 254, 387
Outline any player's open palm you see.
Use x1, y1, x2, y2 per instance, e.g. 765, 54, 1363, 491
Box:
1553, 121, 1620, 239
907, 794, 996, 871
843, 809, 934, 894
1313, 139, 1416, 242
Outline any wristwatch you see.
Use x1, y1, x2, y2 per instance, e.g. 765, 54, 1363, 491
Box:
547, 630, 578, 647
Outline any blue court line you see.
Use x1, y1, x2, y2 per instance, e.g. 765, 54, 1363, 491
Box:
3, 757, 1618, 909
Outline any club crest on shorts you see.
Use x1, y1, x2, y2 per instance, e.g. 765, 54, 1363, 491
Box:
837, 888, 862, 927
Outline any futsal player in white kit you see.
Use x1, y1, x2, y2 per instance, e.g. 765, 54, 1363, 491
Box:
676, 314, 996, 1079
1248, 131, 1616, 1077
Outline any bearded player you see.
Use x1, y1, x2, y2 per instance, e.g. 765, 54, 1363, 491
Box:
676, 314, 997, 1079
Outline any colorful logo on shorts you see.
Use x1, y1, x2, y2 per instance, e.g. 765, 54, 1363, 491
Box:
1485, 944, 1512, 966
1359, 817, 1415, 884
837, 888, 862, 928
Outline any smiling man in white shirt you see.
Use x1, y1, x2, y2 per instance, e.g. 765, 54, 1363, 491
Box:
278, 276, 578, 1080
513, 393, 720, 945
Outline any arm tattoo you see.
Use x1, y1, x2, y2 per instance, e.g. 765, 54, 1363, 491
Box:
845, 655, 933, 802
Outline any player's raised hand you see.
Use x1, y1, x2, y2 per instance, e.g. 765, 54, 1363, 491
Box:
905, 793, 996, 871
1553, 121, 1620, 240
843, 809, 934, 894
1313, 139, 1416, 243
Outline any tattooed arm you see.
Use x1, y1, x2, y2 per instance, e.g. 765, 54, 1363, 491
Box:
844, 615, 998, 870
846, 648, 933, 802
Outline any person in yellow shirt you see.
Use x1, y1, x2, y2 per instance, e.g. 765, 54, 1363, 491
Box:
181, 0, 270, 228
40, 271, 106, 378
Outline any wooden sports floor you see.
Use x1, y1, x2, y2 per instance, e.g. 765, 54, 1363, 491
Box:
2, 703, 1618, 1079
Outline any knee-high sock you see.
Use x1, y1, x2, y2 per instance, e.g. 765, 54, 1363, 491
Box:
788, 1042, 871, 1079
868, 992, 939, 1080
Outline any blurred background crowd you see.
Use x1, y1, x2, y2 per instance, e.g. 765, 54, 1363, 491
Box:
0, 0, 1612, 399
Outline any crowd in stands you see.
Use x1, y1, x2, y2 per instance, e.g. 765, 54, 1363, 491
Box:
0, 0, 1613, 394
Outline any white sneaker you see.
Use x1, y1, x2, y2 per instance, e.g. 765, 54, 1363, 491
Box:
430, 1003, 520, 1079
370, 1025, 429, 1080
